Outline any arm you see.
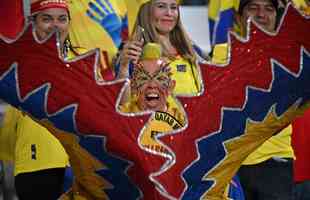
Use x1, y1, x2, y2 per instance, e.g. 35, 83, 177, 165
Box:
114, 40, 143, 79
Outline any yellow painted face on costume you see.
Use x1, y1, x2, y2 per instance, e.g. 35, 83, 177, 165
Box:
131, 62, 172, 90
130, 42, 175, 111
131, 62, 174, 111
132, 43, 172, 90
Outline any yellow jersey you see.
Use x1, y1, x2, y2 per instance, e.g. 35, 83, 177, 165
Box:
169, 56, 202, 95
0, 105, 69, 176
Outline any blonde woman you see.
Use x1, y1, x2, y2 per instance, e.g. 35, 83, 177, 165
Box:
117, 0, 205, 96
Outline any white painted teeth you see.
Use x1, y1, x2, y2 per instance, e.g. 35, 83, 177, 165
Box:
147, 93, 159, 98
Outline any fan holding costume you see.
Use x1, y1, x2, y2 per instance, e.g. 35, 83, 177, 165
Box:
116, 0, 203, 96
234, 1, 296, 199
0, 1, 73, 200
119, 43, 185, 157
115, 0, 204, 158
116, 1, 244, 199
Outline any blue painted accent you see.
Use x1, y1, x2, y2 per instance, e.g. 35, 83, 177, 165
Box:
129, 61, 134, 78
0, 65, 22, 107
86, 0, 123, 48
182, 52, 310, 199
63, 167, 74, 193
0, 64, 77, 134
99, 14, 122, 47
228, 175, 245, 200
209, 8, 235, 46
78, 135, 141, 199
22, 84, 49, 119
121, 14, 128, 33
49, 106, 77, 133
208, 20, 216, 45
0, 64, 141, 199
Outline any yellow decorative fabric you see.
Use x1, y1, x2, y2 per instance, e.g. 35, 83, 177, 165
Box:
201, 101, 310, 199
211, 43, 229, 65
243, 125, 294, 165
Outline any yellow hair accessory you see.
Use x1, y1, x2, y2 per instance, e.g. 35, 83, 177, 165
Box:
141, 43, 162, 60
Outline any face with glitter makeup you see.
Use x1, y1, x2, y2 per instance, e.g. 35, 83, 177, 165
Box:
152, 0, 179, 35
131, 59, 175, 111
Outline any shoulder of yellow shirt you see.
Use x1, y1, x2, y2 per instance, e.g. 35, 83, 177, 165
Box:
119, 98, 185, 127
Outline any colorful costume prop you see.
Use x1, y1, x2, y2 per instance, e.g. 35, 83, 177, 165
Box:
0, 4, 310, 200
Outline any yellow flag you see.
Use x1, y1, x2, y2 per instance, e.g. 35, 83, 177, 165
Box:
68, 0, 127, 66
291, 0, 308, 8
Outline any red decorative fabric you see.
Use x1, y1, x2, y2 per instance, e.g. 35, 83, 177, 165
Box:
292, 109, 310, 183
0, 5, 310, 199
0, 0, 25, 39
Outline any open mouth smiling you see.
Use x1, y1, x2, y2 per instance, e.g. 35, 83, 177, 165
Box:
145, 93, 160, 102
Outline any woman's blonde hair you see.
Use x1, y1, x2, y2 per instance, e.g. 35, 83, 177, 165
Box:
130, 1, 196, 63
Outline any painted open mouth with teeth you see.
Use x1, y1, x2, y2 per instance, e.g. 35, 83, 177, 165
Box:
145, 93, 160, 101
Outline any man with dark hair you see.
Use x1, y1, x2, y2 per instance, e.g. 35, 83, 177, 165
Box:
237, 1, 296, 200
239, 0, 279, 12
239, 0, 278, 33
